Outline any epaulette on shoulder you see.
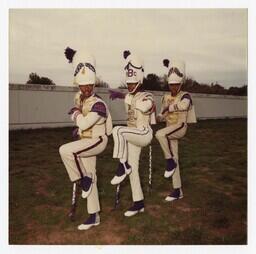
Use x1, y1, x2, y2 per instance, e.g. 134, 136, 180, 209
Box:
139, 91, 151, 98
91, 101, 107, 117
181, 92, 192, 104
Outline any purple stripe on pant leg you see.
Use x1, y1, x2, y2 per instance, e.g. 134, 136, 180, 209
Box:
116, 126, 134, 159
165, 123, 185, 158
167, 139, 174, 157
73, 153, 84, 178
76, 136, 103, 155
121, 127, 149, 158
73, 136, 103, 179
116, 126, 149, 159
115, 126, 124, 159
119, 127, 149, 159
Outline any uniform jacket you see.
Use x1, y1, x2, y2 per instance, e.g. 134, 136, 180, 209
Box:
160, 91, 196, 126
74, 92, 112, 138
124, 91, 156, 129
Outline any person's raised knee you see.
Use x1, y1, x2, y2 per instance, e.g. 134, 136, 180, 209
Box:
155, 130, 164, 140
59, 144, 71, 156
112, 126, 121, 135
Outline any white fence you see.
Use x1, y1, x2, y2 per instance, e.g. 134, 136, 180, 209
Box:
9, 84, 247, 130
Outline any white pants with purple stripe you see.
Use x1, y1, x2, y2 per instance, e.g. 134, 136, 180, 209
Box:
155, 123, 187, 189
59, 135, 108, 214
112, 126, 153, 201
112, 126, 153, 161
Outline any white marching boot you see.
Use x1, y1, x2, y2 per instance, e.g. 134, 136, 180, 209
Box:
124, 200, 145, 217
111, 162, 132, 185
165, 188, 183, 202
77, 212, 100, 230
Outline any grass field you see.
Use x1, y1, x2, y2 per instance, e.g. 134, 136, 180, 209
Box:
9, 119, 247, 245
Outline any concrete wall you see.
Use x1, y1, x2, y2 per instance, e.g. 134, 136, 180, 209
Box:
9, 84, 247, 130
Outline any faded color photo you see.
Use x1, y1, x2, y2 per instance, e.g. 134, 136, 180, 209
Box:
9, 9, 247, 245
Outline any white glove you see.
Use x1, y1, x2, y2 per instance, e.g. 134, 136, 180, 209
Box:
71, 110, 82, 122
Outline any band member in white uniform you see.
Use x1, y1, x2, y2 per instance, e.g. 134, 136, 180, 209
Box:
155, 59, 196, 202
59, 47, 112, 230
111, 50, 156, 217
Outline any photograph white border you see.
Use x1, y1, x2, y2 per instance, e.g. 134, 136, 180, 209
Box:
1, 0, 255, 253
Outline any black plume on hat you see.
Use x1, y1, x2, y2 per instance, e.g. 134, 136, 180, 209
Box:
123, 50, 131, 59
163, 59, 170, 68
64, 47, 77, 63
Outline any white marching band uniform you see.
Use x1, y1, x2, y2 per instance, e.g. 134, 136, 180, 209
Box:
60, 92, 112, 212
59, 48, 196, 228
59, 48, 112, 229
111, 51, 156, 216
112, 92, 155, 201
156, 91, 196, 187
155, 59, 196, 201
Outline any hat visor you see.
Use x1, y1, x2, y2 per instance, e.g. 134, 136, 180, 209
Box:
168, 76, 183, 84
168, 81, 182, 85
74, 78, 95, 86
126, 79, 140, 84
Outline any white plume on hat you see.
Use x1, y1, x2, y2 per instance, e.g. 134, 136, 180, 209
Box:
64, 47, 96, 86
163, 59, 186, 84
123, 50, 144, 84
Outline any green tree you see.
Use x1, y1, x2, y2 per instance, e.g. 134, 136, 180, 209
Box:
26, 73, 55, 85
227, 85, 247, 96
95, 77, 109, 88
116, 73, 247, 96
142, 73, 162, 91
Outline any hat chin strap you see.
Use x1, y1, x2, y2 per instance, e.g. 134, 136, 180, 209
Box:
168, 81, 183, 95
177, 83, 182, 93
169, 76, 185, 93
178, 77, 186, 92
128, 81, 142, 94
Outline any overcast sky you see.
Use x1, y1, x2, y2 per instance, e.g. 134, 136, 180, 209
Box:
9, 9, 247, 88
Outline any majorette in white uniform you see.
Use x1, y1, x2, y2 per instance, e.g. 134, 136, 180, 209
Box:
111, 50, 156, 217
59, 47, 112, 230
155, 59, 196, 202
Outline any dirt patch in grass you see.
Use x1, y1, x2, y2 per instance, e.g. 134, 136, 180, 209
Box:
175, 203, 201, 213
35, 175, 52, 197
200, 167, 211, 173
34, 204, 64, 213
24, 205, 128, 244
158, 191, 169, 197
207, 215, 247, 244
25, 219, 52, 244
146, 204, 162, 218
25, 220, 124, 244
98, 218, 127, 244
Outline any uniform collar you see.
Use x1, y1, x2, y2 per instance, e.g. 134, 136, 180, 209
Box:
168, 90, 183, 97
83, 93, 96, 102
